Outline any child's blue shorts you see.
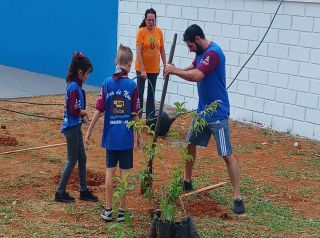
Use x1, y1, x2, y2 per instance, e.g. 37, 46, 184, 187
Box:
106, 149, 133, 169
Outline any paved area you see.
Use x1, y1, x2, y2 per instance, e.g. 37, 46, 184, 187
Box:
0, 65, 99, 99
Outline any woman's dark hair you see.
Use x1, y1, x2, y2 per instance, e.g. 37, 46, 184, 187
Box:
183, 24, 205, 43
139, 8, 157, 28
66, 52, 93, 83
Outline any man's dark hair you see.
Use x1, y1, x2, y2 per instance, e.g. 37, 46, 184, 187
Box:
183, 24, 205, 42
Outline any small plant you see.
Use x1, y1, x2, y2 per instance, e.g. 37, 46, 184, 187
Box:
191, 101, 220, 135
159, 165, 183, 222
109, 173, 135, 238
112, 173, 135, 206
173, 102, 188, 117
127, 117, 160, 196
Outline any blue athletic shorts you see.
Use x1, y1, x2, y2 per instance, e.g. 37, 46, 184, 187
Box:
186, 119, 233, 156
106, 149, 133, 169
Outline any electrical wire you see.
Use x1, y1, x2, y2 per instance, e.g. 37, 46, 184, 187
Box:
227, 0, 284, 90
0, 98, 64, 105
0, 107, 62, 121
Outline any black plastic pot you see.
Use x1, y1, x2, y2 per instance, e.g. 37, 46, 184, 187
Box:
146, 111, 176, 136
147, 215, 200, 238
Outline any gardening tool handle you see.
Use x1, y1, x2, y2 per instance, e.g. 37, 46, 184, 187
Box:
180, 182, 227, 198
147, 33, 177, 173
153, 33, 177, 142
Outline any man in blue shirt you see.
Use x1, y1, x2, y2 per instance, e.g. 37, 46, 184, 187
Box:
165, 24, 245, 214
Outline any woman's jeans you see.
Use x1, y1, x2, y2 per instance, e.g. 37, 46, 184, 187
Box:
136, 71, 158, 119
57, 125, 87, 193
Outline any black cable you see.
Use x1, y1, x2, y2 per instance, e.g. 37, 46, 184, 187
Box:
227, 0, 284, 90
0, 107, 63, 121
0, 98, 97, 108
0, 98, 64, 106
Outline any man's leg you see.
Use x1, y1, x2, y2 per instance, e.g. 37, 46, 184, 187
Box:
222, 154, 241, 200
211, 119, 245, 214
184, 122, 211, 191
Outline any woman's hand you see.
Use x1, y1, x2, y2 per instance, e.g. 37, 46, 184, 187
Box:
141, 69, 147, 79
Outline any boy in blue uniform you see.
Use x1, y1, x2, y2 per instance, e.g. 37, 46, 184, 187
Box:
165, 24, 245, 214
85, 44, 140, 221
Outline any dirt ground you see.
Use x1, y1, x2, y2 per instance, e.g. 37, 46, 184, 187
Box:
0, 93, 319, 237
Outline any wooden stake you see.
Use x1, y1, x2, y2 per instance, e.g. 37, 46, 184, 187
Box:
180, 182, 227, 198
0, 143, 66, 155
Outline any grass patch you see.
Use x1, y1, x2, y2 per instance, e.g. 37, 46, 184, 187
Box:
0, 155, 12, 161
250, 201, 320, 235
305, 156, 320, 169
0, 206, 14, 225
275, 164, 319, 181
235, 144, 252, 155
44, 155, 62, 164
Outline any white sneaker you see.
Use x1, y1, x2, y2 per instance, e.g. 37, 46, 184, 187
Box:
101, 209, 113, 221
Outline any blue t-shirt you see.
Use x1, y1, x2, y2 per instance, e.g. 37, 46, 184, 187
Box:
195, 42, 230, 121
61, 81, 85, 131
101, 76, 138, 150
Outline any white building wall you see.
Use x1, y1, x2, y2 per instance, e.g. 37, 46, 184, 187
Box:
118, 0, 320, 140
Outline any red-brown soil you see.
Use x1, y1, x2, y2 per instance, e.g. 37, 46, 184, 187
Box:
0, 94, 319, 237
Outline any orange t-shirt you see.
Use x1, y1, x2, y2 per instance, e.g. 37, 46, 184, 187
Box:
135, 26, 164, 74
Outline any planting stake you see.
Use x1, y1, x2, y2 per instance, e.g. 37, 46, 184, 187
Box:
180, 182, 227, 198
142, 33, 178, 194
0, 143, 66, 155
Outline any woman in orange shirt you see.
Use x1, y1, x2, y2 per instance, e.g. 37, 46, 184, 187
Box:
135, 8, 166, 120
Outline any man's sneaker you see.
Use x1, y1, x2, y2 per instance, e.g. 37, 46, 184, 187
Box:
80, 189, 98, 202
117, 210, 133, 222
55, 191, 75, 203
101, 209, 113, 221
183, 180, 193, 192
234, 198, 245, 214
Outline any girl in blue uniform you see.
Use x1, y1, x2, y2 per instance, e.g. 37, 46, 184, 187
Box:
55, 52, 98, 203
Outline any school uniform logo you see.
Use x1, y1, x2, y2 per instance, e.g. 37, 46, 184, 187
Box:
201, 55, 210, 66
111, 95, 126, 115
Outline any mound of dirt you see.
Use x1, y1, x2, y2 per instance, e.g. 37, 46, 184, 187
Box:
187, 199, 231, 220
54, 168, 105, 189
0, 136, 18, 146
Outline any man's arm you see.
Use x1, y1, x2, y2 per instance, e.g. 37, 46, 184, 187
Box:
165, 64, 204, 82
165, 50, 220, 82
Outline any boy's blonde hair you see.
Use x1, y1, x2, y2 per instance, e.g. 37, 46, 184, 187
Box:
116, 44, 133, 66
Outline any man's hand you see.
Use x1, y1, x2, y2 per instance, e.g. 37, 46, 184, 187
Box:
164, 64, 176, 77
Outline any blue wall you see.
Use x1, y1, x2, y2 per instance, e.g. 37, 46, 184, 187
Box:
0, 0, 118, 86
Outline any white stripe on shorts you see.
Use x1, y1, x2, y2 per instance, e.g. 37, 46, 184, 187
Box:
219, 128, 227, 156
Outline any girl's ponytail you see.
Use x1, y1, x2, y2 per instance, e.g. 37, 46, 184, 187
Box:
66, 52, 93, 83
